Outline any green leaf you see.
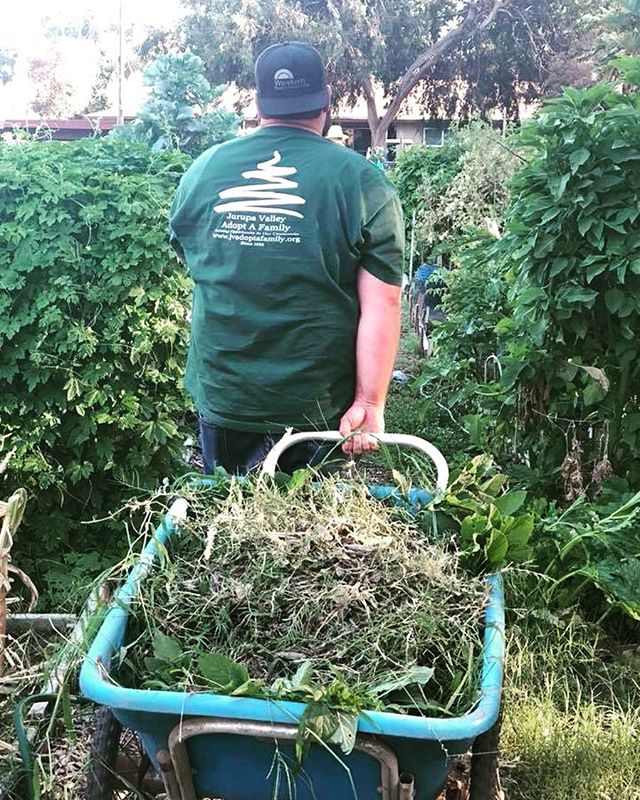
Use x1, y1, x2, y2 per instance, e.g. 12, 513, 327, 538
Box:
484, 529, 509, 569
605, 288, 624, 314
505, 514, 534, 551
290, 660, 314, 690
549, 172, 571, 200
299, 702, 338, 752
494, 317, 514, 334
371, 665, 435, 695
144, 656, 172, 673
569, 148, 590, 173
152, 630, 182, 661
579, 559, 640, 620
197, 652, 249, 691
573, 363, 610, 392
328, 711, 359, 755
583, 381, 607, 406
493, 490, 527, 516
577, 216, 593, 237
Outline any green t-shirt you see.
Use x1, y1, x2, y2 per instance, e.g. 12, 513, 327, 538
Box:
170, 125, 404, 433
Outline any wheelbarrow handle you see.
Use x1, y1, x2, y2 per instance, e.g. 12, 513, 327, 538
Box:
261, 430, 449, 492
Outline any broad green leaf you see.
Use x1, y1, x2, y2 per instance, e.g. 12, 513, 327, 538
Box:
152, 631, 182, 661
300, 702, 338, 745
493, 490, 527, 516
371, 666, 435, 695
605, 288, 624, 314
583, 381, 607, 406
328, 711, 359, 754
484, 530, 509, 569
569, 148, 590, 173
481, 474, 508, 498
579, 559, 640, 620
197, 652, 249, 691
144, 656, 172, 673
288, 468, 311, 490
573, 363, 610, 392
290, 660, 314, 690
577, 216, 593, 237
549, 172, 571, 199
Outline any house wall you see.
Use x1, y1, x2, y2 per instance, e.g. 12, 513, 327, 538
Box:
395, 120, 423, 146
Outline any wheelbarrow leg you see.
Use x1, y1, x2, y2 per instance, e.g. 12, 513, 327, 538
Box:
157, 747, 183, 800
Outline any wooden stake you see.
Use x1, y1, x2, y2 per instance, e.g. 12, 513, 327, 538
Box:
0, 489, 27, 676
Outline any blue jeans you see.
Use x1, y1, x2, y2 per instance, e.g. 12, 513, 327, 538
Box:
198, 419, 341, 475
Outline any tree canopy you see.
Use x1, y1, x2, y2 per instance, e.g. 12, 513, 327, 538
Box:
141, 0, 591, 146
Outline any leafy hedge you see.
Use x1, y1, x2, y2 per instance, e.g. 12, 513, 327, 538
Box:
0, 138, 191, 601
500, 63, 640, 481
421, 60, 640, 495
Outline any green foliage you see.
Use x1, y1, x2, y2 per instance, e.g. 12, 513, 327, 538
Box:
599, 0, 640, 58
117, 53, 239, 157
423, 123, 520, 248
391, 124, 519, 262
534, 483, 640, 620
390, 138, 463, 250
497, 64, 640, 475
0, 137, 191, 601
433, 455, 533, 572
418, 61, 640, 493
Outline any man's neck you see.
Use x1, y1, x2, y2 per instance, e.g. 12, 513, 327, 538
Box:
259, 118, 322, 136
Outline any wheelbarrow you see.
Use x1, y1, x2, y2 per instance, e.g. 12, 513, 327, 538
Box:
80, 432, 504, 800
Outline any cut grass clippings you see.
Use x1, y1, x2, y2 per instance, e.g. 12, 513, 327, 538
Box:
121, 472, 487, 750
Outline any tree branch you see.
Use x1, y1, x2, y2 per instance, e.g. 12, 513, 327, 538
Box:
325, 0, 380, 129
377, 0, 509, 141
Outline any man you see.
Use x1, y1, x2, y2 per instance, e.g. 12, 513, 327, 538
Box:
170, 42, 403, 473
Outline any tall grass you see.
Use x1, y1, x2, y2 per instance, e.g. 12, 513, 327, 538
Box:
501, 576, 640, 800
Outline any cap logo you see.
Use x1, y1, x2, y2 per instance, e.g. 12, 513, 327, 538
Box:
273, 68, 309, 91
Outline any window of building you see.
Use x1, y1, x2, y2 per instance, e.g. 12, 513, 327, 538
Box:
422, 125, 452, 147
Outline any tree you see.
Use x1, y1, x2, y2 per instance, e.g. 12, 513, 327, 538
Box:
0, 49, 17, 86
117, 53, 239, 156
163, 0, 587, 148
83, 51, 116, 115
27, 54, 74, 118
597, 0, 640, 58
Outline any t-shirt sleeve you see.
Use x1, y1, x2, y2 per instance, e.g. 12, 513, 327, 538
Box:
359, 187, 404, 287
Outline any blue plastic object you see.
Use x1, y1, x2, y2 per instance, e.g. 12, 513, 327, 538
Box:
80, 485, 504, 800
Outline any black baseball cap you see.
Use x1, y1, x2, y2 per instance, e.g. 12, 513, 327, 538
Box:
255, 42, 330, 117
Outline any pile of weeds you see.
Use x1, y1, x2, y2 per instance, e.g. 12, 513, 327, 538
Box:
121, 473, 487, 752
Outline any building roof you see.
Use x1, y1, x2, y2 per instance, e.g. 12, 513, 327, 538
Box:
1, 117, 134, 140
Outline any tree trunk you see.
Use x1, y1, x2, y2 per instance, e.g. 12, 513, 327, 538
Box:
370, 124, 386, 151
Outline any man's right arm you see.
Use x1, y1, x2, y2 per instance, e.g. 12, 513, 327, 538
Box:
339, 184, 404, 455
339, 268, 401, 455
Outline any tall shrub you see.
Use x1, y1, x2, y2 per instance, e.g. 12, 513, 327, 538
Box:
419, 63, 640, 492
0, 138, 191, 598
498, 62, 640, 483
117, 53, 240, 157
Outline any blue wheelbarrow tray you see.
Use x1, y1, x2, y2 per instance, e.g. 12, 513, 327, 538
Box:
80, 488, 504, 800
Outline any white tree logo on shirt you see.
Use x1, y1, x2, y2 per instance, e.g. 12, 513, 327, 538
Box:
213, 151, 306, 218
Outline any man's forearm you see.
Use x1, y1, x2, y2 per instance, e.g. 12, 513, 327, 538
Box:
353, 299, 401, 407
339, 269, 402, 454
